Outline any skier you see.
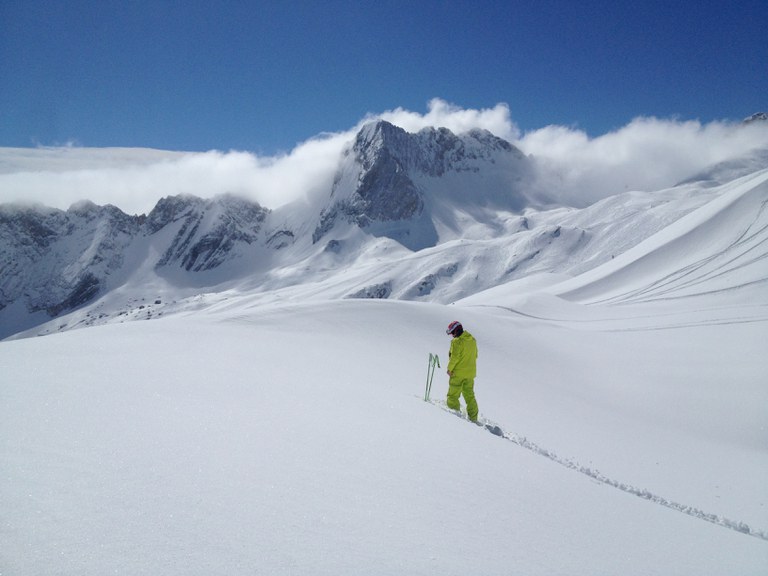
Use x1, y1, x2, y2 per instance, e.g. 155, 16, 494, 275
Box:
445, 320, 479, 422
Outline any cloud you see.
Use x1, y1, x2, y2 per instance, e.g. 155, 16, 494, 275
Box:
0, 102, 766, 215
517, 116, 768, 206
374, 98, 520, 142
0, 137, 348, 215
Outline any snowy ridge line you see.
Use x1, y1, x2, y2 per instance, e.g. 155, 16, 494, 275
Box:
428, 399, 768, 542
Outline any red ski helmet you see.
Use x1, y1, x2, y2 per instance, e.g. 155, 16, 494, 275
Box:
446, 320, 462, 335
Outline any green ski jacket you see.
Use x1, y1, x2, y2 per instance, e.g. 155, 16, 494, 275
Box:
447, 331, 478, 380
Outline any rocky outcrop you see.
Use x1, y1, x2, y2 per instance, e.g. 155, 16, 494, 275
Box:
149, 194, 268, 272
0, 194, 269, 323
0, 201, 141, 316
313, 120, 530, 247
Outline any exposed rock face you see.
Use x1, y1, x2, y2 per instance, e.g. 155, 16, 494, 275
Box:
0, 201, 141, 316
313, 120, 529, 247
0, 194, 268, 322
0, 121, 531, 327
149, 194, 268, 272
743, 112, 767, 124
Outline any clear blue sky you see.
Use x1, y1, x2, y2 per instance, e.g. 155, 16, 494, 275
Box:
1, 0, 765, 153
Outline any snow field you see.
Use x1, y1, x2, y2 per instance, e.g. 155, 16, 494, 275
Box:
2, 155, 768, 574
1, 295, 767, 575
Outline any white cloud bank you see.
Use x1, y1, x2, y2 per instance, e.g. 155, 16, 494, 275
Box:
0, 138, 348, 215
0, 99, 766, 214
519, 116, 768, 205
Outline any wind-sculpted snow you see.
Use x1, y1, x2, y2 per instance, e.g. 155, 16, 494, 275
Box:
1, 292, 766, 575
551, 169, 768, 305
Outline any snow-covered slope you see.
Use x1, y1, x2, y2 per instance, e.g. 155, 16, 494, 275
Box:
1, 265, 766, 574
551, 168, 768, 305
2, 133, 768, 573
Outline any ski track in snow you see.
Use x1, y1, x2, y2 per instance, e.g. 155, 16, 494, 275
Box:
588, 206, 768, 306
561, 179, 768, 307
428, 399, 768, 542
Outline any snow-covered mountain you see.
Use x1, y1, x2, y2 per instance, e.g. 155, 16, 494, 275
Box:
1, 121, 767, 341
145, 194, 269, 272
313, 120, 534, 249
0, 201, 140, 318
0, 194, 271, 337
0, 121, 532, 337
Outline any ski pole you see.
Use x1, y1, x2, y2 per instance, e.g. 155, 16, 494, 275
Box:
424, 353, 440, 401
425, 354, 433, 401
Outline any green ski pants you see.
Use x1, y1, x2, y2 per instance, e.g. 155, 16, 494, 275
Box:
447, 377, 478, 422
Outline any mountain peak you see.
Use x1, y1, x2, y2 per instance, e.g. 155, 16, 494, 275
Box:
356, 119, 406, 142
312, 121, 532, 249
145, 194, 206, 233
352, 121, 520, 175
743, 112, 767, 124
149, 194, 268, 272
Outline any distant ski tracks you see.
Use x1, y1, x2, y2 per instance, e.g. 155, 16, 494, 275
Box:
429, 400, 768, 542
483, 302, 768, 332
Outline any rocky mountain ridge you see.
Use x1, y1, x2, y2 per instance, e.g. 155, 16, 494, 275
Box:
0, 201, 140, 317
146, 194, 269, 271
2, 120, 767, 339
313, 120, 532, 249
1, 121, 536, 334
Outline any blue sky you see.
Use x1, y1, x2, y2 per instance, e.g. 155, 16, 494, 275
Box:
1, 0, 765, 153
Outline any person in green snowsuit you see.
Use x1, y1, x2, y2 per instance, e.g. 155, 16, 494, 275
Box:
445, 320, 479, 422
